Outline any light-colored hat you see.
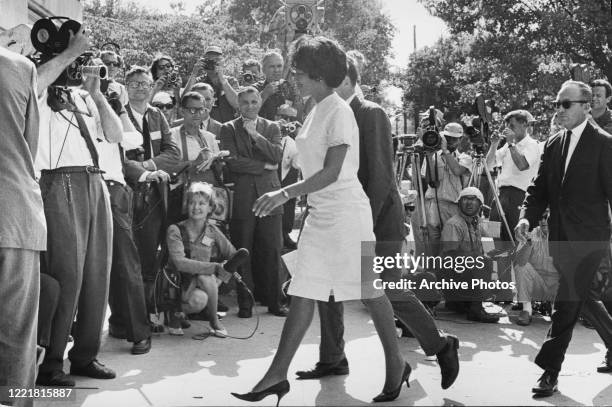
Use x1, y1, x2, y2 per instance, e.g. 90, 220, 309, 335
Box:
441, 122, 464, 138
205, 45, 223, 55
456, 186, 484, 204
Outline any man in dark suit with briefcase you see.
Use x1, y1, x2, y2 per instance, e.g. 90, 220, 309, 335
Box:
516, 80, 612, 396
220, 86, 288, 318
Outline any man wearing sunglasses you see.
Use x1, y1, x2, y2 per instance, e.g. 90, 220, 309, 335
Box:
516, 80, 612, 396
152, 91, 177, 127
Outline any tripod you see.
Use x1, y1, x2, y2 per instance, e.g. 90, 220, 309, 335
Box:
467, 152, 515, 246
394, 142, 431, 256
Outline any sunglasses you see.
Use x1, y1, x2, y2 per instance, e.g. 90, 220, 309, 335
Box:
104, 61, 121, 67
153, 103, 174, 110
553, 100, 588, 109
127, 81, 154, 89
184, 107, 205, 115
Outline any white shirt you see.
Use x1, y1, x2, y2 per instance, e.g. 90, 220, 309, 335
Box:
35, 89, 101, 174
170, 126, 219, 161
345, 92, 357, 106
98, 131, 143, 184
495, 135, 541, 191
563, 118, 588, 174
281, 136, 299, 180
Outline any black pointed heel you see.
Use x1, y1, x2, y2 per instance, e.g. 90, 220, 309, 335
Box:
372, 362, 411, 403
231, 380, 290, 407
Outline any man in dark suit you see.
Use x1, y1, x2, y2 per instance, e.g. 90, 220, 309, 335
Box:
516, 80, 612, 396
192, 82, 223, 136
295, 58, 460, 391
220, 86, 288, 318
122, 66, 181, 326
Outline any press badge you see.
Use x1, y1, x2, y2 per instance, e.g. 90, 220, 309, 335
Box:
201, 236, 213, 246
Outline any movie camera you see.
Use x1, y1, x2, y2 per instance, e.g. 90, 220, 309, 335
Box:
420, 106, 442, 151
280, 121, 301, 138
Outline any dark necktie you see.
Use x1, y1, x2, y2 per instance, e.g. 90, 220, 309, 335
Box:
142, 114, 152, 160
560, 129, 571, 179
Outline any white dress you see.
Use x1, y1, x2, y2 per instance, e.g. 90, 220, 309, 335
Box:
288, 93, 380, 301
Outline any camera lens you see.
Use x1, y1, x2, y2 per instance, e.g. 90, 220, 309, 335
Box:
422, 130, 441, 149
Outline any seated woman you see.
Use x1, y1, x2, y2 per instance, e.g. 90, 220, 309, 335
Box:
166, 182, 235, 337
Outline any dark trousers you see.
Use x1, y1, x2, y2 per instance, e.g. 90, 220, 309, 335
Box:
535, 240, 612, 373
38, 170, 112, 373
132, 182, 165, 312
0, 248, 39, 407
38, 273, 59, 348
230, 214, 283, 311
107, 182, 151, 343
318, 192, 447, 363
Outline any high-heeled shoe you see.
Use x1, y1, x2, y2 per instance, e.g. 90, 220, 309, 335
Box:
231, 380, 290, 407
372, 362, 411, 403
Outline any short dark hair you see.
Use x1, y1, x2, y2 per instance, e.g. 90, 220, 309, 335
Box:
237, 86, 261, 101
242, 59, 261, 73
150, 55, 175, 80
180, 91, 203, 108
291, 36, 347, 88
590, 79, 612, 98
346, 57, 359, 86
125, 65, 152, 82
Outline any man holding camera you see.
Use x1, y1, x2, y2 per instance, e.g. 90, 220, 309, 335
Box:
485, 110, 540, 318
123, 66, 181, 330
34, 27, 122, 386
184, 46, 238, 124
0, 45, 47, 407
420, 121, 473, 257
254, 52, 302, 122
241, 59, 262, 87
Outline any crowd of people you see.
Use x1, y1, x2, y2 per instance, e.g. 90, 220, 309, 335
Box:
1, 20, 612, 407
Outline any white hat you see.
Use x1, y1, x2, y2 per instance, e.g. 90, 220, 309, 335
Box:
456, 186, 484, 204
152, 92, 174, 105
205, 45, 223, 55
441, 122, 464, 138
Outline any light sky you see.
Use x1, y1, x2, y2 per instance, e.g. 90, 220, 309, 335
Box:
133, 0, 448, 67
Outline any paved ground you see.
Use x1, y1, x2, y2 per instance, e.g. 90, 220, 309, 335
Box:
34, 298, 611, 407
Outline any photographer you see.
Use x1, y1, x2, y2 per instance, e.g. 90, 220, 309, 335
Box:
150, 54, 182, 108
183, 46, 238, 123
485, 110, 540, 315
420, 121, 473, 256
34, 26, 121, 386
123, 66, 181, 331
254, 52, 302, 121
240, 59, 262, 86
100, 50, 128, 106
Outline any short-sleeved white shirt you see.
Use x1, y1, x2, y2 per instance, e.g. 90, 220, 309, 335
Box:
495, 135, 540, 191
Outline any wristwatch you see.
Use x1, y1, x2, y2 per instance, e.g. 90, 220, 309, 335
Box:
280, 189, 290, 200
508, 143, 515, 148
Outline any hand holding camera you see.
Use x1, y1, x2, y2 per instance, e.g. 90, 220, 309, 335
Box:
146, 170, 171, 183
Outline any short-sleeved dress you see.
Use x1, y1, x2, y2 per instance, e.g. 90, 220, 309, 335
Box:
288, 93, 379, 301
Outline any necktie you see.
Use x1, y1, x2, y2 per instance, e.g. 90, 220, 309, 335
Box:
560, 129, 571, 179
142, 114, 152, 160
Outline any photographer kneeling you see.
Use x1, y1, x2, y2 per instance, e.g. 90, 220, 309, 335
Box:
421, 122, 473, 256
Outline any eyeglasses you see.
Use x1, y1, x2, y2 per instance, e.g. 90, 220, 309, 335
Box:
184, 107, 205, 115
127, 81, 154, 89
103, 61, 121, 68
153, 103, 174, 110
553, 100, 588, 109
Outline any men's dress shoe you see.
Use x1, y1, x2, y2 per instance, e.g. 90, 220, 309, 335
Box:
597, 351, 612, 373
70, 360, 116, 379
238, 308, 253, 318
467, 307, 500, 323
217, 299, 229, 312
436, 335, 460, 389
108, 324, 127, 339
372, 362, 411, 402
516, 311, 532, 326
131, 337, 152, 355
36, 370, 75, 387
531, 370, 558, 396
296, 357, 349, 380
270, 306, 289, 317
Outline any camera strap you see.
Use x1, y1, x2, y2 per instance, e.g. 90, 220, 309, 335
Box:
72, 109, 100, 168
126, 104, 153, 160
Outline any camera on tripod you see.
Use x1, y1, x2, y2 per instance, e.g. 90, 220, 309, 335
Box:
420, 106, 442, 151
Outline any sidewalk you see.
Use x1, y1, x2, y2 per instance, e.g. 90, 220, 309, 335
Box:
35, 299, 611, 407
